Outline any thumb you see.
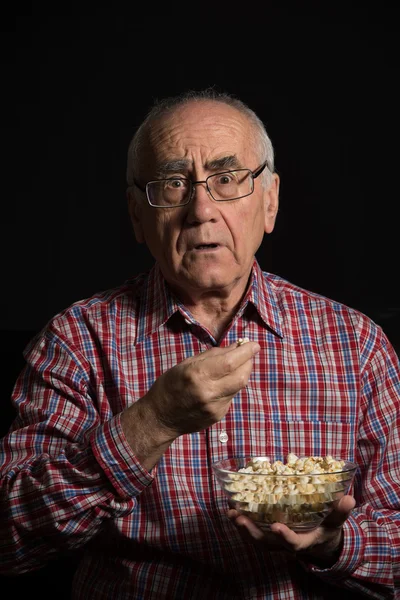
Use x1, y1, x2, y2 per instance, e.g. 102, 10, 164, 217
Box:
322, 495, 356, 529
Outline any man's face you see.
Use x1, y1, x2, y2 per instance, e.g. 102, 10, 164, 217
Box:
128, 100, 279, 301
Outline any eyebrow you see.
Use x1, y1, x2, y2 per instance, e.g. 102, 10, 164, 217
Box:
205, 155, 243, 171
154, 155, 243, 178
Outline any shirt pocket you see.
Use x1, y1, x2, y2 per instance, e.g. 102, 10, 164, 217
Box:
247, 419, 356, 463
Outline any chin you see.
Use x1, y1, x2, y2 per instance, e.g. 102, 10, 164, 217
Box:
166, 255, 248, 294
183, 267, 240, 292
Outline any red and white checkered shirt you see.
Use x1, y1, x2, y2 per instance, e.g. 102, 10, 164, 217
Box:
1, 260, 399, 598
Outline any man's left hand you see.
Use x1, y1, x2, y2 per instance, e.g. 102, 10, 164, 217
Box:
227, 495, 356, 567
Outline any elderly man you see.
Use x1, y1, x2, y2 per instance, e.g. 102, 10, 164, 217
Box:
1, 90, 399, 599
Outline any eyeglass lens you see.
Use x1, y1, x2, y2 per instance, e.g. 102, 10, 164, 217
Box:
147, 170, 253, 207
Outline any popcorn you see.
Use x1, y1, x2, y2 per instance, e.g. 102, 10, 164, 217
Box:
225, 454, 349, 526
236, 337, 250, 346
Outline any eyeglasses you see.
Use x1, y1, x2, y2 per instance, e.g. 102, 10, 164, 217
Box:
133, 161, 269, 208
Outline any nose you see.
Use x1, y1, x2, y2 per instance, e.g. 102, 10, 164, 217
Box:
186, 181, 219, 224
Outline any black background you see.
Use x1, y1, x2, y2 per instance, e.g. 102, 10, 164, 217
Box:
1, 2, 399, 595
2, 2, 399, 335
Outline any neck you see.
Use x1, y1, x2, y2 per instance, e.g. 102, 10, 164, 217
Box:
168, 273, 253, 341
188, 296, 243, 340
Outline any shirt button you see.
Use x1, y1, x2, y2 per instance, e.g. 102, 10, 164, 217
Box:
219, 430, 229, 443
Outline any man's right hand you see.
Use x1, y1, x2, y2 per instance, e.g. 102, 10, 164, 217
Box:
147, 340, 260, 436
120, 341, 260, 470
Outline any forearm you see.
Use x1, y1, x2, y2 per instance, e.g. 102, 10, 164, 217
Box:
120, 394, 177, 472
0, 415, 148, 574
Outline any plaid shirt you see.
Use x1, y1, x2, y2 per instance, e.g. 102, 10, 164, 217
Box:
1, 260, 399, 599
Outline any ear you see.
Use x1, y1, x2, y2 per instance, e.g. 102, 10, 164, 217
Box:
127, 188, 146, 244
263, 173, 280, 234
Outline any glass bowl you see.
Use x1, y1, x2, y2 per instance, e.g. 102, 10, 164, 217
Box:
212, 456, 357, 532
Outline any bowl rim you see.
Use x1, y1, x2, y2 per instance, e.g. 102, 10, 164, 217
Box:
212, 456, 358, 477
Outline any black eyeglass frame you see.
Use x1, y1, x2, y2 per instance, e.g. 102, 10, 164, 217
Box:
132, 161, 269, 208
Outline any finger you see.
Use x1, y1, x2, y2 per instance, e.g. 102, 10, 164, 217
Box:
322, 495, 356, 529
202, 340, 260, 358
199, 342, 260, 380
226, 339, 260, 355
228, 513, 298, 552
227, 512, 266, 542
269, 522, 316, 551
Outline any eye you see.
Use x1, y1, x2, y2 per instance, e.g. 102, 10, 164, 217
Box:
216, 173, 235, 185
165, 178, 188, 189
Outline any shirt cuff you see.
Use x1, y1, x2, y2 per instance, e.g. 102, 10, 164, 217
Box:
90, 413, 155, 499
306, 516, 365, 580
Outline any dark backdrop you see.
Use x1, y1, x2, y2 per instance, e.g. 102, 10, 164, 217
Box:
1, 2, 399, 596
2, 3, 400, 335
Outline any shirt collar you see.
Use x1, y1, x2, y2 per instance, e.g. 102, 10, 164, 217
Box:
135, 259, 283, 343
136, 263, 179, 343
245, 259, 283, 338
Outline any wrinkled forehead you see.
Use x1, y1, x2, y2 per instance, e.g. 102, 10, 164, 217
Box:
141, 100, 258, 174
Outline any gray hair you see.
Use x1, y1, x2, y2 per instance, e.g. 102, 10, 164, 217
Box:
126, 88, 275, 188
